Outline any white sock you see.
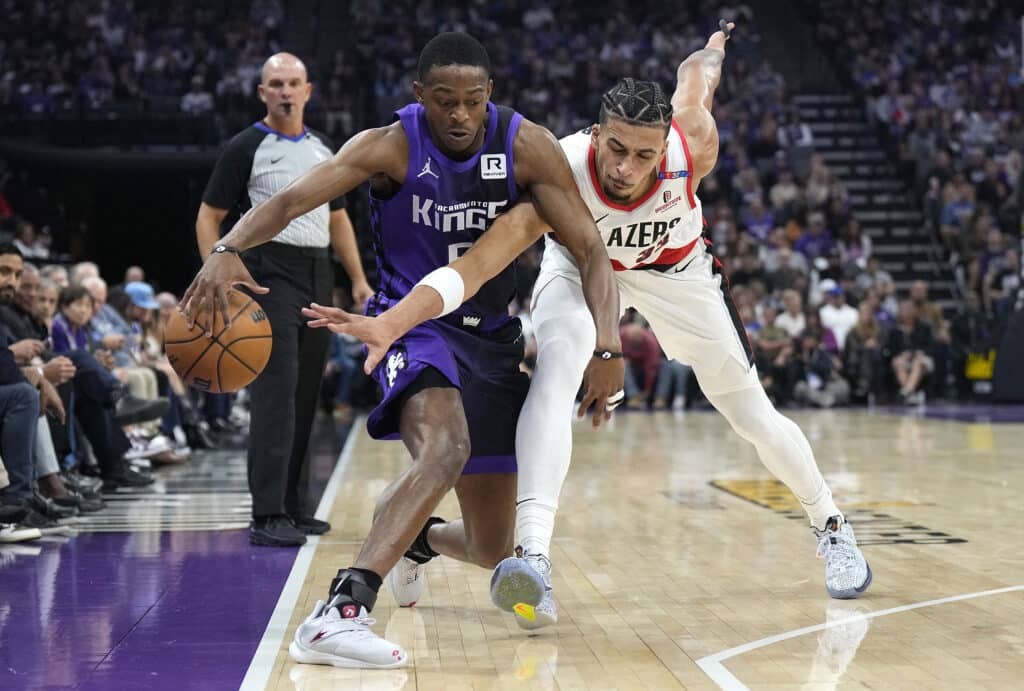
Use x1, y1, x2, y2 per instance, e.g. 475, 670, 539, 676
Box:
516, 499, 557, 557
514, 276, 595, 559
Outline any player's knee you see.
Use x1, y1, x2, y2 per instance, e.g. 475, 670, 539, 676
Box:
710, 387, 776, 443
414, 435, 470, 490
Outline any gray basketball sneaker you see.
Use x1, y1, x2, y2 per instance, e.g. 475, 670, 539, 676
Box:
490, 546, 547, 613
513, 553, 557, 630
815, 517, 873, 599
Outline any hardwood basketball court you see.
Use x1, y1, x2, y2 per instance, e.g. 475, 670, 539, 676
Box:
253, 408, 1024, 690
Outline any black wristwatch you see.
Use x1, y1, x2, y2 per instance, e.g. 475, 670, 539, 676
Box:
213, 244, 241, 255
593, 349, 624, 360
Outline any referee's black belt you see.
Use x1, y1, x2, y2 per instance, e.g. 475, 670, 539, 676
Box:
253, 242, 330, 259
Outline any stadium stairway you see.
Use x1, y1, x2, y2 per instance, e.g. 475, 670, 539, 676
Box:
792, 93, 959, 313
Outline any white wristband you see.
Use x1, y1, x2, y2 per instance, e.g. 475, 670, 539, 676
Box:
416, 267, 465, 317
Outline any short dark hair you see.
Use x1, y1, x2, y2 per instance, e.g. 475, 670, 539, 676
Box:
58, 284, 92, 309
599, 78, 673, 134
417, 32, 491, 82
0, 242, 23, 259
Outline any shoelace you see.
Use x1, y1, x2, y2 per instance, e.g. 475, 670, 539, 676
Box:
524, 554, 553, 587
321, 599, 377, 628
816, 531, 858, 572
524, 553, 551, 572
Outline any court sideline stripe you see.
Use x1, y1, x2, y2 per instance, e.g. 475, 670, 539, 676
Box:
239, 417, 364, 691
696, 583, 1024, 690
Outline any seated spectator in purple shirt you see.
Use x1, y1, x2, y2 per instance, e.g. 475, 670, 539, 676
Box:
50, 286, 94, 353
794, 212, 835, 261
741, 198, 775, 244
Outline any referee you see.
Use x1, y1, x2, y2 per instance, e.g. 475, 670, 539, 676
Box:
195, 53, 374, 547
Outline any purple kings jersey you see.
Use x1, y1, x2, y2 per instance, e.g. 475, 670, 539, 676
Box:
368, 101, 524, 330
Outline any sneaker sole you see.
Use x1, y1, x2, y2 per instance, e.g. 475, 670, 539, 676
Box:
288, 641, 406, 669
249, 532, 307, 547
513, 601, 557, 631
0, 529, 43, 543
490, 558, 545, 612
827, 561, 873, 599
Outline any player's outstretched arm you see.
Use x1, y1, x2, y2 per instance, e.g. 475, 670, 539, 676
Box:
180, 124, 406, 330
671, 20, 733, 179
303, 201, 548, 374
514, 119, 624, 427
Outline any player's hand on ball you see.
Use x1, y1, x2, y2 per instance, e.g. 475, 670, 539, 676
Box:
303, 303, 394, 374
578, 355, 626, 429
179, 252, 268, 335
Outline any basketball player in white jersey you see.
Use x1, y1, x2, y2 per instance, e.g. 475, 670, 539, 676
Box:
310, 21, 872, 628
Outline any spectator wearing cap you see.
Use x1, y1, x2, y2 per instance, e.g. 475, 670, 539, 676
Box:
115, 281, 162, 375
819, 281, 858, 351
111, 282, 192, 463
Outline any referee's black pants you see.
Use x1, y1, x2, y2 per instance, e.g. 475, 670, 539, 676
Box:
242, 242, 333, 518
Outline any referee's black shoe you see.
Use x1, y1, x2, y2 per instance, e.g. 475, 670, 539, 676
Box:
250, 515, 307, 547
289, 514, 331, 535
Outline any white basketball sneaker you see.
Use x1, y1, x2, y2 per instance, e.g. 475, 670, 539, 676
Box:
490, 547, 547, 613
815, 517, 873, 599
289, 600, 407, 669
513, 553, 557, 630
385, 556, 426, 607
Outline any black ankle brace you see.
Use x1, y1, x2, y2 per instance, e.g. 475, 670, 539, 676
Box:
405, 516, 445, 564
328, 567, 382, 613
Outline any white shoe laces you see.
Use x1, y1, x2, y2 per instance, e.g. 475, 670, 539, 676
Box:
816, 527, 858, 573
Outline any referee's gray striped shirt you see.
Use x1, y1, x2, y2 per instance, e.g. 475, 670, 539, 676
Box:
202, 122, 345, 247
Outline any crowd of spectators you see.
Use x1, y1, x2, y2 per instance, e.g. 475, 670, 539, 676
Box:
1, 0, 284, 143
2, 2, 1022, 523
812, 0, 1022, 312
0, 250, 252, 543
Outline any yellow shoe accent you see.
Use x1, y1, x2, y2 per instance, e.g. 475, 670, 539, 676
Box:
513, 602, 536, 621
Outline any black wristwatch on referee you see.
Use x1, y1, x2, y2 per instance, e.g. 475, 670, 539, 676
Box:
213, 244, 241, 255
593, 349, 624, 360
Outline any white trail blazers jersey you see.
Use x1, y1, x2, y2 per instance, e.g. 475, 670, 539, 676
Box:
540, 120, 704, 278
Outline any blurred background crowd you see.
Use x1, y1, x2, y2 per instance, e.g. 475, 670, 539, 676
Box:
1, 0, 1022, 539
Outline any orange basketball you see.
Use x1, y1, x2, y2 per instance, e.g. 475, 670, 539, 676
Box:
164, 290, 273, 393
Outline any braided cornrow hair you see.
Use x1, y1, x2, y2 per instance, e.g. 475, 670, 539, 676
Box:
599, 77, 673, 133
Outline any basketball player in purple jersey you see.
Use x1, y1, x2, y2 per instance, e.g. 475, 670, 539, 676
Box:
180, 32, 623, 668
